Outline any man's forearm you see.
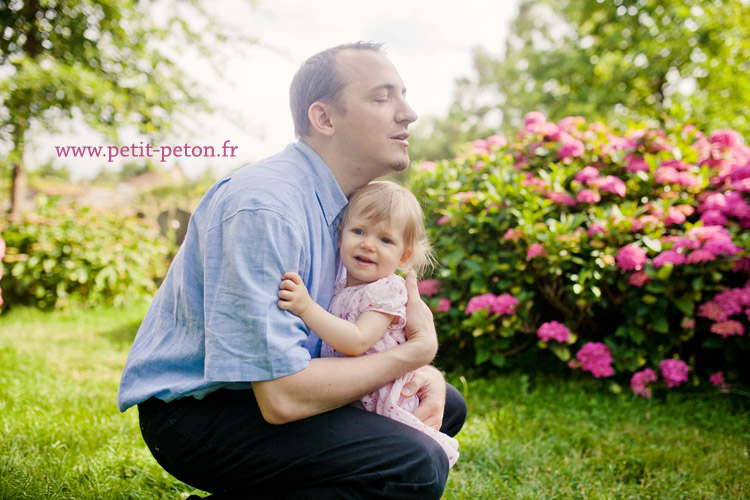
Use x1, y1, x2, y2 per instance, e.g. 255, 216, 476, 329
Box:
252, 338, 435, 424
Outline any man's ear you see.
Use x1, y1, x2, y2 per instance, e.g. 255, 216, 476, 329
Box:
308, 102, 335, 137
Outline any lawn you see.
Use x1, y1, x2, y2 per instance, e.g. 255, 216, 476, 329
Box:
1, 304, 748, 499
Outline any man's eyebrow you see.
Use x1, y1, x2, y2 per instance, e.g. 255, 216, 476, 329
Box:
369, 84, 407, 95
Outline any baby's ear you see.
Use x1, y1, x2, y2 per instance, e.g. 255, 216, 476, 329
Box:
399, 249, 413, 266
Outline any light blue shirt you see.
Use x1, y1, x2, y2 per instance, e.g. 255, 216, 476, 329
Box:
117, 141, 348, 412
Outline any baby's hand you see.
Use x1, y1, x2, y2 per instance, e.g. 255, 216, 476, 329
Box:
278, 272, 313, 317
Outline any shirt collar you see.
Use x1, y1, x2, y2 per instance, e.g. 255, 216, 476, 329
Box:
294, 140, 348, 227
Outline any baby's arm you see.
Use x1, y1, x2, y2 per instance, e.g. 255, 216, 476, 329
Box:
278, 272, 392, 356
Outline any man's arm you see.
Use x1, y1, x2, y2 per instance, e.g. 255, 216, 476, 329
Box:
254, 271, 438, 424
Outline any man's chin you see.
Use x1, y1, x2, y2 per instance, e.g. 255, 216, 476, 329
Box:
390, 155, 410, 172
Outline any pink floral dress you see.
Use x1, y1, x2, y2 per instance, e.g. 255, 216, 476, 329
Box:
322, 274, 459, 467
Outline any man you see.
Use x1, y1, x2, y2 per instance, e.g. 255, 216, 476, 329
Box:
118, 42, 466, 499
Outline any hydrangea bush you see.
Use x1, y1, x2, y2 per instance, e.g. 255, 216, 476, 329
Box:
0, 234, 5, 308
409, 112, 750, 396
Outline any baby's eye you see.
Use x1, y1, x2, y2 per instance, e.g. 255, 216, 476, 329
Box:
352, 228, 364, 235
380, 237, 393, 244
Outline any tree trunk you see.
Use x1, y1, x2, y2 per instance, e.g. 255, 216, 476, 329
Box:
9, 158, 27, 217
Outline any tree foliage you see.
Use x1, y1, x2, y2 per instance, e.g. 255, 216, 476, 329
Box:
414, 0, 750, 161
0, 0, 254, 213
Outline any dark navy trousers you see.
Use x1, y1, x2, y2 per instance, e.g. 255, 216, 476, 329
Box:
138, 384, 466, 499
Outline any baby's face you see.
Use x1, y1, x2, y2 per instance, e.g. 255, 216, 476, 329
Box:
339, 211, 411, 287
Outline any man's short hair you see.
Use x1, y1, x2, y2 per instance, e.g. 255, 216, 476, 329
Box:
290, 41, 384, 138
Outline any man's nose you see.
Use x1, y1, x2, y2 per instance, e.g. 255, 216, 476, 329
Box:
396, 98, 418, 125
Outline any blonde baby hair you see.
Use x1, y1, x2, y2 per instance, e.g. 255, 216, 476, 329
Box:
342, 180, 435, 277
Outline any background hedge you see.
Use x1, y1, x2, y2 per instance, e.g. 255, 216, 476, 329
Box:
408, 113, 750, 396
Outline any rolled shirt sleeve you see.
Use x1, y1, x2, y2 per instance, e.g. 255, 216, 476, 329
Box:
203, 208, 311, 381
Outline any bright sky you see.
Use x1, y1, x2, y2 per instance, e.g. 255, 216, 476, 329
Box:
27, 0, 519, 181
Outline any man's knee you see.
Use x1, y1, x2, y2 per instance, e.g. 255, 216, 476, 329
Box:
387, 432, 449, 500
442, 384, 467, 437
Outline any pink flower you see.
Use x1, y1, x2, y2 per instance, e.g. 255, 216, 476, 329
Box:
521, 174, 548, 191
465, 293, 495, 314
537, 321, 571, 343
547, 191, 576, 206
576, 342, 614, 378
616, 244, 647, 271
558, 136, 586, 160
709, 129, 742, 149
686, 225, 731, 243
700, 210, 727, 226
588, 223, 607, 237
698, 192, 726, 213
631, 368, 658, 398
664, 207, 686, 226
527, 243, 546, 260
602, 134, 637, 154
653, 250, 685, 268
709, 371, 731, 393
661, 159, 691, 171
697, 285, 750, 324
487, 135, 508, 148
574, 166, 600, 183
503, 228, 523, 242
629, 271, 650, 287
629, 217, 644, 232
654, 166, 679, 184
624, 153, 649, 173
659, 359, 689, 388
709, 371, 725, 386
710, 320, 745, 337
491, 294, 519, 316
702, 238, 741, 257
686, 249, 716, 264
436, 214, 451, 226
681, 317, 695, 329
733, 258, 750, 273
675, 172, 700, 188
523, 111, 548, 133
436, 298, 451, 313
472, 139, 490, 153
418, 161, 437, 172
558, 116, 585, 133
590, 175, 626, 197
697, 301, 730, 322
725, 191, 750, 218
577, 189, 601, 203
418, 279, 441, 297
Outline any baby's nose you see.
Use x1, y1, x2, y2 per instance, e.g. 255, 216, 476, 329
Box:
360, 237, 376, 250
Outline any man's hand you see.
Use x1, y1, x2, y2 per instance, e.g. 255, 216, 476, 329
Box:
403, 270, 438, 364
401, 365, 446, 430
278, 272, 313, 317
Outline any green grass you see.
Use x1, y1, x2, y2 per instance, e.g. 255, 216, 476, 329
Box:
1, 305, 748, 499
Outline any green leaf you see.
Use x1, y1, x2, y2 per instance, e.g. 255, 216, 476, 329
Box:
672, 297, 694, 317
652, 316, 669, 334
642, 236, 662, 253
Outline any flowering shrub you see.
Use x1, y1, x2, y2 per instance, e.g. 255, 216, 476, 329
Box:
409, 112, 750, 393
1, 196, 171, 310
0, 234, 5, 308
